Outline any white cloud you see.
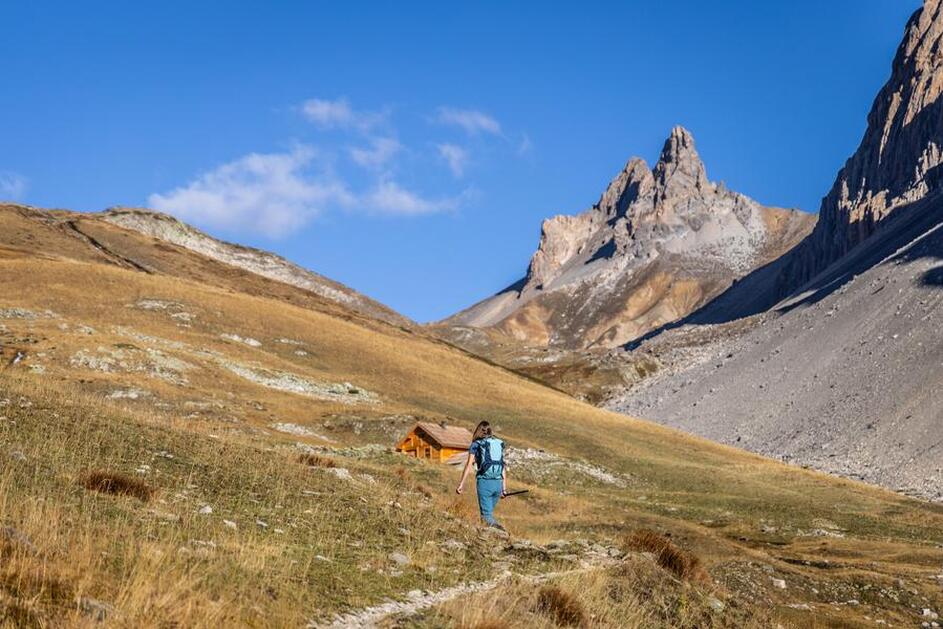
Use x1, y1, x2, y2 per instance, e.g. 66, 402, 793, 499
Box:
349, 137, 402, 168
437, 143, 469, 177
363, 179, 459, 216
0, 172, 28, 200
301, 97, 385, 131
148, 146, 353, 238
434, 107, 501, 136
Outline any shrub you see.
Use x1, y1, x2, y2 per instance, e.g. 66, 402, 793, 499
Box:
297, 453, 336, 468
535, 585, 586, 627
624, 529, 709, 583
80, 470, 154, 502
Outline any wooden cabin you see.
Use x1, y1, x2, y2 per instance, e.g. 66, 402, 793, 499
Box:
396, 421, 473, 463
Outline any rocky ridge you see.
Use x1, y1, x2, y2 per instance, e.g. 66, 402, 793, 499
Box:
445, 127, 814, 350
100, 207, 410, 327
697, 0, 943, 320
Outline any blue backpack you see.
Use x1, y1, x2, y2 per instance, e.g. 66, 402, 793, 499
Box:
474, 437, 504, 480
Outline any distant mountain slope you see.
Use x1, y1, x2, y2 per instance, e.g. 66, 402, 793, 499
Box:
444, 127, 814, 350
100, 207, 412, 327
609, 0, 943, 503
0, 203, 411, 328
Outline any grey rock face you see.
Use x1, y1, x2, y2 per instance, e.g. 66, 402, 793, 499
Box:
779, 0, 943, 295
447, 127, 813, 349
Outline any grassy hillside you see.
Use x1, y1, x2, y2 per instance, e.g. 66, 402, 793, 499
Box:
0, 218, 941, 626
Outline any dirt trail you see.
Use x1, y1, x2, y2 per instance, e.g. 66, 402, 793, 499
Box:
310, 560, 615, 628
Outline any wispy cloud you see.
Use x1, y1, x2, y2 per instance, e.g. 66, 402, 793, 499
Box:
148, 143, 461, 235
0, 171, 28, 200
148, 146, 353, 238
364, 179, 460, 216
517, 133, 534, 156
300, 97, 385, 131
437, 143, 468, 177
349, 137, 402, 169
434, 107, 501, 136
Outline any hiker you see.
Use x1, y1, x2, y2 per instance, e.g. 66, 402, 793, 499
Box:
455, 420, 507, 530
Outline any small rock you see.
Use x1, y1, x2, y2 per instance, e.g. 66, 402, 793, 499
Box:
149, 510, 181, 523
771, 578, 787, 589
197, 505, 213, 515
9, 451, 26, 462
707, 596, 726, 612
389, 552, 409, 566
329, 468, 354, 482
1, 526, 37, 554
223, 520, 237, 530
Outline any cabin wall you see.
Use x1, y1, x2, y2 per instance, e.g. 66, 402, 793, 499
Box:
438, 447, 465, 462
397, 432, 440, 460
396, 431, 467, 463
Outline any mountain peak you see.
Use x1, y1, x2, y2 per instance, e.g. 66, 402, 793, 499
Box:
653, 125, 708, 197
446, 126, 814, 349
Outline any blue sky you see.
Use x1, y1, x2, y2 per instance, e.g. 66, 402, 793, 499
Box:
2, 1, 920, 321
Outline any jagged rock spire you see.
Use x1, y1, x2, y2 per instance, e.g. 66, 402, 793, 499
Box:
654, 126, 708, 193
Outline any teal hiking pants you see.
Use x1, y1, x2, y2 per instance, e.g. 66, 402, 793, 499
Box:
476, 477, 503, 525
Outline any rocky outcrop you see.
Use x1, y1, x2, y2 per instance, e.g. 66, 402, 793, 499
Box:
100, 207, 411, 327
445, 127, 814, 349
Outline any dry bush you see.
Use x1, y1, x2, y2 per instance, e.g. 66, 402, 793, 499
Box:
297, 453, 336, 468
535, 585, 586, 627
393, 466, 410, 481
624, 530, 709, 583
80, 470, 154, 502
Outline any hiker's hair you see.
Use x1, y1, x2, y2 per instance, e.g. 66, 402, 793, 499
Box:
473, 421, 493, 441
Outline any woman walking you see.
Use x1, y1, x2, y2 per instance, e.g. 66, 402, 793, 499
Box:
456, 421, 507, 530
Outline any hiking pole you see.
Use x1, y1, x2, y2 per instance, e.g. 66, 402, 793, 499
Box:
502, 489, 529, 498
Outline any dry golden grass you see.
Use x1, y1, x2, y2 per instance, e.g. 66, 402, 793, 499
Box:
469, 621, 512, 629
431, 559, 776, 629
0, 220, 941, 626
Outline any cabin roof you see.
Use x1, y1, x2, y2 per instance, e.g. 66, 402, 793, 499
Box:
412, 421, 473, 450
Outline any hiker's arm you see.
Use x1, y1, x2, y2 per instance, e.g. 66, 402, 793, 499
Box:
501, 465, 507, 497
456, 453, 474, 494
